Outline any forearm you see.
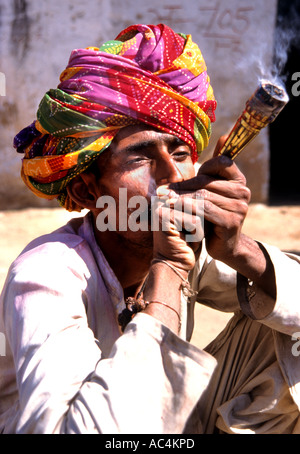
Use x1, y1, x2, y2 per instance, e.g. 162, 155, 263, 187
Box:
143, 261, 187, 335
222, 234, 276, 318
226, 234, 276, 295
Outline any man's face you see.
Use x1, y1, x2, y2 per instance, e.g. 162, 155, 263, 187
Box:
93, 124, 196, 248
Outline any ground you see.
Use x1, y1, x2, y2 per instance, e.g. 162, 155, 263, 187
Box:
0, 203, 299, 349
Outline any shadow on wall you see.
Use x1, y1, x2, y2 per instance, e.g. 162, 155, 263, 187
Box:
10, 0, 31, 60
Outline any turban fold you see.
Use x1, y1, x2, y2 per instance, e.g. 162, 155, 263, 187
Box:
14, 23, 217, 211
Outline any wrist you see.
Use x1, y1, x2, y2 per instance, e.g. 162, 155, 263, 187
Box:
151, 258, 188, 280
152, 250, 195, 273
219, 234, 263, 275
223, 235, 276, 300
145, 300, 181, 332
151, 259, 196, 299
118, 297, 181, 333
118, 260, 184, 334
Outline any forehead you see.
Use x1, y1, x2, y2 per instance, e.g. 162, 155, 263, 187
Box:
109, 124, 189, 152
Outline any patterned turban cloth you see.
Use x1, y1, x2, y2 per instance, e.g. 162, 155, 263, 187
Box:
14, 23, 217, 211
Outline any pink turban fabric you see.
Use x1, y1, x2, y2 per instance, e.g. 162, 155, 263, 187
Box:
14, 23, 217, 211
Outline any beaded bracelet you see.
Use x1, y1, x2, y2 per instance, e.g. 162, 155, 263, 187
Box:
118, 297, 148, 332
118, 259, 194, 332
118, 297, 181, 332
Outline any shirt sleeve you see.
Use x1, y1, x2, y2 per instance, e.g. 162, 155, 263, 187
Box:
191, 241, 300, 336
2, 241, 216, 434
189, 242, 240, 314
64, 313, 217, 434
237, 243, 300, 336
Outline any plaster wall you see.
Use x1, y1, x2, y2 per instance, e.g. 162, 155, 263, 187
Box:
0, 0, 278, 209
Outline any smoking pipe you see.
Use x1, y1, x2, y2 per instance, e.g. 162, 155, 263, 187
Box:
218, 79, 289, 160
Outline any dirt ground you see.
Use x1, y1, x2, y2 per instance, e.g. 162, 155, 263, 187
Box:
0, 203, 299, 349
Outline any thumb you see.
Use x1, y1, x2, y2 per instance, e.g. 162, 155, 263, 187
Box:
213, 135, 228, 157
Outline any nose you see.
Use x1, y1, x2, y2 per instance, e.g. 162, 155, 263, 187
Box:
154, 153, 184, 186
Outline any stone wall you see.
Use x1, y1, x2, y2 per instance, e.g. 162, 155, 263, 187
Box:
0, 0, 278, 209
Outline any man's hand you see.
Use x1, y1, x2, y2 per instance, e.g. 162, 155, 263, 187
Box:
148, 135, 276, 330
169, 138, 251, 264
152, 135, 251, 271
190, 155, 250, 263
152, 187, 204, 272
168, 136, 276, 304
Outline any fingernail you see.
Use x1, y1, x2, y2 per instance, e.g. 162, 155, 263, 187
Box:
156, 185, 170, 197
156, 186, 180, 201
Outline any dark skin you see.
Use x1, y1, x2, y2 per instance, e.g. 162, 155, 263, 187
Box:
67, 124, 276, 334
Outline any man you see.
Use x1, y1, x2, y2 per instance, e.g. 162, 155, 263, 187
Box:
0, 23, 300, 434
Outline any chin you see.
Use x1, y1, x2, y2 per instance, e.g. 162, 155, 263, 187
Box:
122, 229, 154, 251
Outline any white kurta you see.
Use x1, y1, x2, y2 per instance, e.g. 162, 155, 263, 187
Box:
0, 212, 299, 433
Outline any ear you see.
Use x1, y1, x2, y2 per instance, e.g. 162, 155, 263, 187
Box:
66, 172, 100, 211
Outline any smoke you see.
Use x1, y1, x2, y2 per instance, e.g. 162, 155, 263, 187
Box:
271, 2, 300, 85
232, 2, 300, 94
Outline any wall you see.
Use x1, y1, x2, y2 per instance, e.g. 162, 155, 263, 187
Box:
0, 0, 278, 209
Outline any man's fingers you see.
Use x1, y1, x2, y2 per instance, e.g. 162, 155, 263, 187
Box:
169, 155, 247, 195
168, 174, 210, 193
157, 183, 250, 221
200, 181, 251, 203
198, 156, 246, 183
202, 193, 248, 227
168, 178, 251, 202
155, 202, 204, 243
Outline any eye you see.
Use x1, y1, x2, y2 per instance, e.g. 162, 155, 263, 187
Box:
171, 148, 192, 161
126, 156, 151, 166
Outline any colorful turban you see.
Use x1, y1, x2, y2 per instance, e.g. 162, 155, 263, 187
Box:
14, 23, 217, 211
